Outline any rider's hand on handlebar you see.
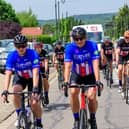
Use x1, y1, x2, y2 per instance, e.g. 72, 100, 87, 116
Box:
1, 90, 9, 103
62, 82, 69, 97
96, 80, 104, 90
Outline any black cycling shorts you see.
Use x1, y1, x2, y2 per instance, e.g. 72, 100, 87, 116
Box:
119, 56, 129, 64
105, 55, 112, 61
12, 73, 42, 92
70, 71, 96, 86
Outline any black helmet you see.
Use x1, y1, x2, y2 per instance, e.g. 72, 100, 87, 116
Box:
14, 33, 28, 44
56, 41, 62, 45
72, 27, 86, 39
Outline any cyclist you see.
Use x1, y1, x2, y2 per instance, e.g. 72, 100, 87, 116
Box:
116, 30, 129, 93
53, 41, 65, 72
34, 42, 50, 105
101, 37, 115, 83
64, 27, 103, 129
1, 34, 43, 129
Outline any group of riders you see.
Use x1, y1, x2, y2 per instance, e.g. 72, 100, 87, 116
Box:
1, 27, 129, 129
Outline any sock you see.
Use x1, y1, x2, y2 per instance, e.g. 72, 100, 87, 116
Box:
44, 91, 48, 97
119, 80, 122, 86
90, 113, 96, 120
16, 108, 21, 117
36, 118, 42, 127
73, 112, 79, 121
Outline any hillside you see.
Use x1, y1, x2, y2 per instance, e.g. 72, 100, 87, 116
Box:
38, 12, 117, 26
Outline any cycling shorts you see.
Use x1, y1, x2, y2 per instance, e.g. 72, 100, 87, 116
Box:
70, 71, 96, 87
105, 55, 112, 61
119, 56, 129, 64
12, 73, 42, 92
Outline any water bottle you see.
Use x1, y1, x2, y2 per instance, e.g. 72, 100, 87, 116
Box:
26, 106, 31, 122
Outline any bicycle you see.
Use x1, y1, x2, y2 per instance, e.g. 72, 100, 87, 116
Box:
40, 72, 49, 107
57, 61, 64, 90
69, 84, 101, 129
103, 61, 112, 88
5, 91, 36, 129
121, 61, 129, 104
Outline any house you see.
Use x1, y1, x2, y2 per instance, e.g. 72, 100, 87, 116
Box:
21, 27, 43, 36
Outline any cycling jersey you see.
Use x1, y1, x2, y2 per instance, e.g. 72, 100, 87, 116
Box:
6, 48, 39, 79
65, 41, 100, 76
54, 46, 64, 61
101, 42, 114, 56
117, 39, 129, 57
39, 49, 49, 68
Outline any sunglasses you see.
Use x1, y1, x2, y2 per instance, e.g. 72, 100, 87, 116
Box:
15, 44, 27, 49
74, 37, 84, 41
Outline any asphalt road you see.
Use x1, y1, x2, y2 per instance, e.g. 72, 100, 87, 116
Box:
0, 69, 129, 129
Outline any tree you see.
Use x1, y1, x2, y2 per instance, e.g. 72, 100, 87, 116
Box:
0, 20, 21, 39
0, 0, 19, 22
17, 8, 38, 27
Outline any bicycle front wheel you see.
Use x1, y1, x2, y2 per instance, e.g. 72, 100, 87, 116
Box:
18, 112, 30, 129
79, 109, 89, 129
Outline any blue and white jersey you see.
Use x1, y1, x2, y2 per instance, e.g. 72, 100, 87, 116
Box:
6, 48, 39, 79
65, 40, 100, 76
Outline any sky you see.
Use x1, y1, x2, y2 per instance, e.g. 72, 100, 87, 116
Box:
5, 0, 129, 20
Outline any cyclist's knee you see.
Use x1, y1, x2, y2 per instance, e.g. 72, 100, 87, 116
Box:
70, 88, 79, 98
87, 89, 96, 101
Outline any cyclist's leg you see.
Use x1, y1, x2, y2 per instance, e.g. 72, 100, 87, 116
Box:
69, 72, 80, 129
107, 57, 113, 83
43, 77, 49, 104
30, 75, 43, 128
12, 74, 27, 126
118, 59, 123, 92
86, 74, 97, 128
41, 68, 50, 104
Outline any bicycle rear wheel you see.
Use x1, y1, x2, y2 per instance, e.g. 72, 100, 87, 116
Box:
58, 70, 63, 90
79, 109, 89, 129
18, 112, 30, 129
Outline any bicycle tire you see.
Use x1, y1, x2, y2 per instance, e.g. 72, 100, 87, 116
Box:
58, 70, 62, 90
79, 109, 89, 129
18, 112, 30, 129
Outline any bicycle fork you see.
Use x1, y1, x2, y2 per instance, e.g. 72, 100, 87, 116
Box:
79, 90, 89, 129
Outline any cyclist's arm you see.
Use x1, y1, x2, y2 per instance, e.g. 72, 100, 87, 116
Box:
64, 62, 72, 82
44, 58, 49, 72
115, 47, 120, 64
100, 48, 104, 60
32, 68, 39, 88
92, 59, 100, 81
4, 70, 12, 90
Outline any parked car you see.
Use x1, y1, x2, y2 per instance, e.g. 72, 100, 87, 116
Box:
0, 39, 15, 73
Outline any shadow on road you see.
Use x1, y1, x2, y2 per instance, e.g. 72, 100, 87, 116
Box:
43, 103, 70, 112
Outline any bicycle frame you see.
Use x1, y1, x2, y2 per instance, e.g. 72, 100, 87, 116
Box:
7, 91, 35, 129
70, 84, 100, 129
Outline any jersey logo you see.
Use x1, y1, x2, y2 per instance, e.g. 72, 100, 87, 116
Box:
33, 59, 39, 64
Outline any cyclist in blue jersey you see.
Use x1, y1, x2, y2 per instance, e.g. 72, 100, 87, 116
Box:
34, 42, 50, 105
63, 27, 103, 129
1, 34, 43, 129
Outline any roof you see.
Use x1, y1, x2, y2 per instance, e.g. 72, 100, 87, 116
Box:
21, 27, 43, 36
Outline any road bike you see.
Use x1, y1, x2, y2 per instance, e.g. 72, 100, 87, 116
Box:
70, 84, 101, 129
121, 61, 129, 104
6, 91, 36, 129
103, 61, 112, 88
57, 61, 64, 90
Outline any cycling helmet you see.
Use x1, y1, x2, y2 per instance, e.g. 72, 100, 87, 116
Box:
14, 33, 28, 44
56, 41, 62, 45
72, 27, 86, 39
103, 37, 111, 42
124, 30, 129, 37
34, 42, 43, 48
